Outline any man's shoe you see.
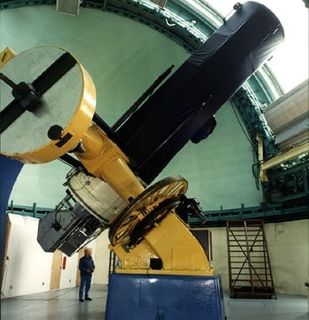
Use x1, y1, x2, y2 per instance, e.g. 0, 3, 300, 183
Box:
85, 297, 92, 301
79, 299, 84, 302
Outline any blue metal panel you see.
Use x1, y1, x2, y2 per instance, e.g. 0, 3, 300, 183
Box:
0, 155, 23, 271
105, 273, 225, 320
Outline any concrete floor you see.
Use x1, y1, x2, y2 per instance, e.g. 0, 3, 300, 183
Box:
1, 285, 308, 320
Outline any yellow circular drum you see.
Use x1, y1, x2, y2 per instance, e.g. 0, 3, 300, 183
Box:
0, 47, 96, 163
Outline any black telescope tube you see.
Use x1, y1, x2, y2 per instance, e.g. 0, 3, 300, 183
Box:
115, 1, 284, 184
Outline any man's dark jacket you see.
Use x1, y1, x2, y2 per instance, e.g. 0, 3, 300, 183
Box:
79, 256, 95, 277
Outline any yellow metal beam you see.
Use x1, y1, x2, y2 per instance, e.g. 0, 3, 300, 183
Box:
262, 143, 309, 170
111, 213, 214, 276
0, 47, 15, 67
77, 124, 145, 201
260, 142, 309, 182
257, 135, 264, 163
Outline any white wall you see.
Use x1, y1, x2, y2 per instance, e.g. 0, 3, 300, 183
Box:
209, 219, 309, 296
2, 214, 85, 298
59, 253, 78, 289
209, 226, 230, 293
265, 220, 309, 295
93, 231, 111, 285
2, 214, 53, 298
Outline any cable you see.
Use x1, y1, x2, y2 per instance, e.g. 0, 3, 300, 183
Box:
252, 162, 261, 190
231, 104, 261, 190
231, 104, 254, 148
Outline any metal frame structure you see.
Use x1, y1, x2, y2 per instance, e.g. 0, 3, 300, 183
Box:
8, 198, 309, 226
189, 202, 309, 227
226, 220, 276, 299
263, 154, 309, 203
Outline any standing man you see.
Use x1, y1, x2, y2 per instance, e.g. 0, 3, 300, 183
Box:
79, 248, 95, 302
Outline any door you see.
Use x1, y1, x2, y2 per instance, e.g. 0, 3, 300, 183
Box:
50, 250, 63, 290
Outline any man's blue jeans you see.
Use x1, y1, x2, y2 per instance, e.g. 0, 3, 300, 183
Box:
79, 275, 92, 299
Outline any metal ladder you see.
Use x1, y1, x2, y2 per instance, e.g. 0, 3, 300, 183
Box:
226, 219, 276, 299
